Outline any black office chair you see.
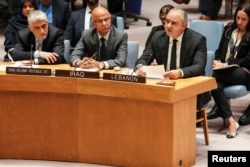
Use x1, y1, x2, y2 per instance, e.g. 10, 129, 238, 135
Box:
115, 0, 152, 29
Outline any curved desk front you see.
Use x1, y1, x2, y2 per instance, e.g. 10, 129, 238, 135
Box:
0, 63, 216, 167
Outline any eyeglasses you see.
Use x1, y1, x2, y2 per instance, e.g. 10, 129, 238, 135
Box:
94, 17, 111, 24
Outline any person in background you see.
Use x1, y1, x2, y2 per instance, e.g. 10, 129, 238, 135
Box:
144, 4, 174, 49
135, 8, 211, 110
37, 0, 71, 30
200, 0, 249, 20
3, 0, 37, 62
64, 0, 117, 53
107, 0, 122, 14
144, 4, 174, 66
12, 10, 65, 64
172, 0, 190, 4
69, 6, 127, 70
207, 3, 250, 138
200, 0, 222, 20
199, 0, 210, 20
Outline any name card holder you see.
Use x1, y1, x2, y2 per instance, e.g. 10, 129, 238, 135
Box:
55, 69, 100, 79
6, 67, 51, 76
103, 73, 146, 83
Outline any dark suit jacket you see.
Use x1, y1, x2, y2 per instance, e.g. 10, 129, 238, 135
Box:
144, 25, 164, 49
37, 0, 71, 30
13, 25, 65, 64
136, 28, 210, 109
64, 8, 118, 48
137, 28, 207, 78
69, 26, 128, 68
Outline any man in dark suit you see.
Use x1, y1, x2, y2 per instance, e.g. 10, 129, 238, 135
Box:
12, 10, 64, 64
37, 0, 71, 30
64, 0, 117, 51
69, 6, 127, 70
135, 8, 210, 109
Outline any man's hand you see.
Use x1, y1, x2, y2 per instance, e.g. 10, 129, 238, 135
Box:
79, 58, 99, 69
135, 65, 146, 77
163, 70, 181, 79
39, 51, 58, 64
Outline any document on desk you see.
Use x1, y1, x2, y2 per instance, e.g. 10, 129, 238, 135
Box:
74, 67, 99, 72
143, 65, 165, 79
0, 62, 39, 71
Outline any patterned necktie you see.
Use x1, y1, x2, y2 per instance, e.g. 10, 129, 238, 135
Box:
170, 39, 177, 70
36, 41, 42, 51
89, 11, 93, 28
100, 38, 107, 61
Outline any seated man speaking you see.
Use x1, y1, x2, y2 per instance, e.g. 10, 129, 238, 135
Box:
12, 10, 65, 64
135, 8, 210, 109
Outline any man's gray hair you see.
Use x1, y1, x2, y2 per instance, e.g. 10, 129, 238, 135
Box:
169, 8, 188, 24
28, 10, 48, 24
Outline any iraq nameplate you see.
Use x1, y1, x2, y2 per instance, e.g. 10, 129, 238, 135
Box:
55, 69, 100, 79
6, 67, 51, 76
103, 73, 146, 83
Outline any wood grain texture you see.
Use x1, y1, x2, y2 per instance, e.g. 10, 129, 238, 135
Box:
0, 64, 217, 167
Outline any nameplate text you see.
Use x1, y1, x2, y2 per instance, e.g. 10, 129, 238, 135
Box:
103, 73, 146, 83
55, 69, 100, 79
6, 67, 51, 76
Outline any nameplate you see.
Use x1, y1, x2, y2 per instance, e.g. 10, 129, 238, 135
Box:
6, 67, 51, 76
103, 73, 146, 83
55, 69, 100, 79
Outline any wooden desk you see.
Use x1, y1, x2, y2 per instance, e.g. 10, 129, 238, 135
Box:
0, 64, 216, 167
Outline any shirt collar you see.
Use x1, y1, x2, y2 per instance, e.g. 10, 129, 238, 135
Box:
86, 6, 92, 14
98, 31, 110, 41
170, 32, 184, 43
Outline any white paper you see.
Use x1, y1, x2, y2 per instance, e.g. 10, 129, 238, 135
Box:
0, 62, 39, 71
74, 67, 99, 72
142, 65, 165, 79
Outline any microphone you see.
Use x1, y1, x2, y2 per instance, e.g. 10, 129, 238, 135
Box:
30, 44, 34, 68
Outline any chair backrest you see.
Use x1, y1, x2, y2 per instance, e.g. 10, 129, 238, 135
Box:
189, 20, 224, 52
126, 41, 139, 68
116, 16, 124, 31
205, 50, 215, 77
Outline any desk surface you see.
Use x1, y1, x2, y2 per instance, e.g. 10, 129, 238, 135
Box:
0, 63, 216, 167
0, 62, 215, 103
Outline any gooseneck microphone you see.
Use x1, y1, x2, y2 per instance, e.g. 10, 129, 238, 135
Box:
30, 44, 34, 68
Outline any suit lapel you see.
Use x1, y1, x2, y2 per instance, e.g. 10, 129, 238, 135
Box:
179, 29, 190, 67
107, 27, 115, 58
162, 35, 169, 68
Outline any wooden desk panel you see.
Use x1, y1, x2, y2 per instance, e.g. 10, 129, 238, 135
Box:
0, 64, 217, 167
0, 91, 79, 161
78, 95, 196, 167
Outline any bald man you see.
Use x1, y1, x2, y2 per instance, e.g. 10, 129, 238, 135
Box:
69, 6, 127, 70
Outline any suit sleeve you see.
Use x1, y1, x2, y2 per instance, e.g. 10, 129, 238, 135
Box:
12, 30, 35, 61
181, 34, 207, 78
106, 31, 128, 68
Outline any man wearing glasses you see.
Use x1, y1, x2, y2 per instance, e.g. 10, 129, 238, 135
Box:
69, 6, 127, 70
